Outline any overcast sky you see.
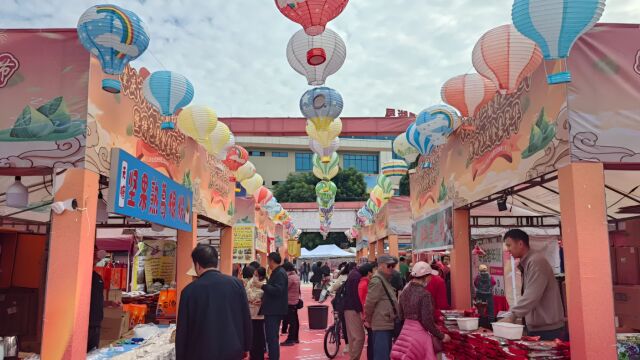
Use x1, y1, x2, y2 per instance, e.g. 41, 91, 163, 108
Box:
4, 0, 639, 117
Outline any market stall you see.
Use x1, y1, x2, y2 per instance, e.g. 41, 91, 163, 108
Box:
406, 23, 640, 359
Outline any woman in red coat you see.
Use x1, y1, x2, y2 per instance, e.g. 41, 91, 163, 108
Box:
425, 264, 450, 321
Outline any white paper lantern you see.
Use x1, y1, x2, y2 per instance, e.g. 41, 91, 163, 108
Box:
287, 28, 346, 86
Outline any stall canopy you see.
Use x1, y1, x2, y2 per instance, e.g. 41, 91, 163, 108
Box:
300, 244, 355, 259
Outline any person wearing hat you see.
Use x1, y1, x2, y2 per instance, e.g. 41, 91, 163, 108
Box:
391, 262, 451, 360
364, 255, 400, 360
176, 245, 252, 360
474, 264, 496, 321
425, 261, 450, 321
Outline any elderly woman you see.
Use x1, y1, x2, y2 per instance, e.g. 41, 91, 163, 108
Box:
391, 262, 450, 360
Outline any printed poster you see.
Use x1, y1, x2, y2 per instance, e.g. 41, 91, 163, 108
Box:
140, 239, 176, 290
471, 237, 506, 297
233, 225, 255, 264
412, 202, 453, 252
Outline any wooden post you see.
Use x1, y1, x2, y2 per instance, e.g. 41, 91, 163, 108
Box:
388, 234, 399, 258
368, 242, 376, 261
176, 213, 198, 310
450, 208, 471, 309
558, 163, 616, 359
41, 169, 98, 360
219, 226, 233, 275
376, 239, 385, 257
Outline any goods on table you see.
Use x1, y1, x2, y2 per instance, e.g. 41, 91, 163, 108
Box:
443, 328, 571, 359
457, 318, 479, 331
617, 334, 640, 360
491, 322, 524, 340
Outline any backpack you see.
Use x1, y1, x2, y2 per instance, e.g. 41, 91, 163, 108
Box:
331, 283, 348, 312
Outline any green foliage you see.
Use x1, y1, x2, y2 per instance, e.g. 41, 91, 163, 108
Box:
299, 231, 352, 251
399, 159, 418, 196
272, 167, 367, 203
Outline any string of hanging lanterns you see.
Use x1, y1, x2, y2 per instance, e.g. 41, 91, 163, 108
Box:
276, 0, 350, 238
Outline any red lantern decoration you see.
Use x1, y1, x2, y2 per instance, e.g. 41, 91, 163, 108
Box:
275, 0, 350, 36
307, 48, 326, 65
223, 145, 249, 182
255, 186, 274, 206
441, 73, 498, 118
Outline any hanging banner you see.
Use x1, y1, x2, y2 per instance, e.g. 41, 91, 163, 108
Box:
140, 240, 176, 291
108, 148, 193, 231
256, 228, 268, 254
412, 202, 453, 252
287, 239, 301, 258
471, 237, 506, 296
233, 225, 255, 264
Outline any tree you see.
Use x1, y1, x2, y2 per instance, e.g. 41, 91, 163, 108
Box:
272, 167, 367, 202
399, 159, 418, 196
299, 231, 352, 251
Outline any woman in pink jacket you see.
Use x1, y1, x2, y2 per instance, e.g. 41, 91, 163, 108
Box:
391, 262, 450, 360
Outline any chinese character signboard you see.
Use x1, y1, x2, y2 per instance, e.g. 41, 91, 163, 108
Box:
108, 148, 193, 231
233, 225, 255, 264
412, 202, 453, 252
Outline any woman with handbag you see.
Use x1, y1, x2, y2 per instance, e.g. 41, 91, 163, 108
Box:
281, 262, 301, 346
391, 262, 451, 360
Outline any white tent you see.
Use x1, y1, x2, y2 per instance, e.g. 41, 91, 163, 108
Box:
299, 244, 355, 259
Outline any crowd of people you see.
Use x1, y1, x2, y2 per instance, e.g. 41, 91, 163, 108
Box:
174, 228, 566, 360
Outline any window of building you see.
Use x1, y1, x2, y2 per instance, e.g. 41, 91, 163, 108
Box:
295, 152, 313, 171
272, 151, 288, 158
271, 181, 280, 186
343, 154, 379, 174
249, 151, 265, 157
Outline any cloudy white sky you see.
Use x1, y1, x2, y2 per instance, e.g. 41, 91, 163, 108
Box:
4, 0, 639, 117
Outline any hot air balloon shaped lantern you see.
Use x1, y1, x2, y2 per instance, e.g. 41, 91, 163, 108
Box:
393, 132, 419, 164
307, 117, 342, 148
312, 153, 340, 180
177, 105, 218, 144
288, 28, 346, 86
310, 138, 339, 163
236, 161, 256, 182
143, 71, 195, 130
381, 160, 408, 178
472, 24, 543, 94
406, 122, 435, 159
441, 73, 498, 129
300, 87, 344, 132
223, 145, 249, 181
254, 186, 274, 207
275, 0, 349, 36
77, 4, 150, 93
512, 0, 605, 84
415, 104, 461, 143
207, 122, 232, 157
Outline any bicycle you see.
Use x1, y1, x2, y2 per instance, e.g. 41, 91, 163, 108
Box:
323, 309, 342, 359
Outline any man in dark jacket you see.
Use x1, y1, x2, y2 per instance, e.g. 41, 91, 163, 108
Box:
344, 265, 364, 360
176, 245, 252, 360
261, 252, 288, 360
88, 249, 105, 352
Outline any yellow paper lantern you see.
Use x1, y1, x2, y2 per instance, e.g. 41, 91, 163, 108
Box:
177, 105, 218, 144
206, 122, 231, 155
241, 173, 263, 196
235, 161, 256, 182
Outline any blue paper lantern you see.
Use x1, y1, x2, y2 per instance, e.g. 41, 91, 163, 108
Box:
300, 87, 344, 120
406, 122, 436, 156
512, 0, 606, 84
143, 71, 195, 130
77, 4, 150, 93
415, 104, 461, 142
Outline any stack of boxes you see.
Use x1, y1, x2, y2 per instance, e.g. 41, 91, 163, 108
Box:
611, 219, 640, 331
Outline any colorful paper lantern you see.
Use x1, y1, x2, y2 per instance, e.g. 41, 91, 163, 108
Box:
254, 186, 273, 206
215, 134, 235, 161
223, 145, 249, 172
315, 180, 337, 202
77, 4, 150, 93
275, 0, 349, 36
142, 71, 195, 129
287, 28, 346, 86
235, 161, 256, 182
381, 160, 408, 178
309, 138, 339, 163
376, 175, 394, 197
306, 117, 342, 147
241, 173, 263, 196
472, 24, 543, 94
441, 73, 498, 117
206, 122, 232, 156
415, 104, 461, 145
366, 198, 380, 214
406, 122, 435, 156
512, 0, 605, 84
393, 133, 419, 164
177, 105, 218, 144
300, 87, 344, 131
312, 153, 339, 180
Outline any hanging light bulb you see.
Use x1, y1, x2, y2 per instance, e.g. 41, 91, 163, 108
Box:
96, 191, 109, 223
7, 176, 28, 208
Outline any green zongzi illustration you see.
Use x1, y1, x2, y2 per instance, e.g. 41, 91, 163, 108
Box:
521, 108, 556, 159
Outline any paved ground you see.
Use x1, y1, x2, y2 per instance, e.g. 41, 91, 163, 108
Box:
280, 284, 366, 360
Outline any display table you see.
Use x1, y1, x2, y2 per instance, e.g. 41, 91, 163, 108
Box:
89, 325, 175, 360
617, 333, 640, 360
